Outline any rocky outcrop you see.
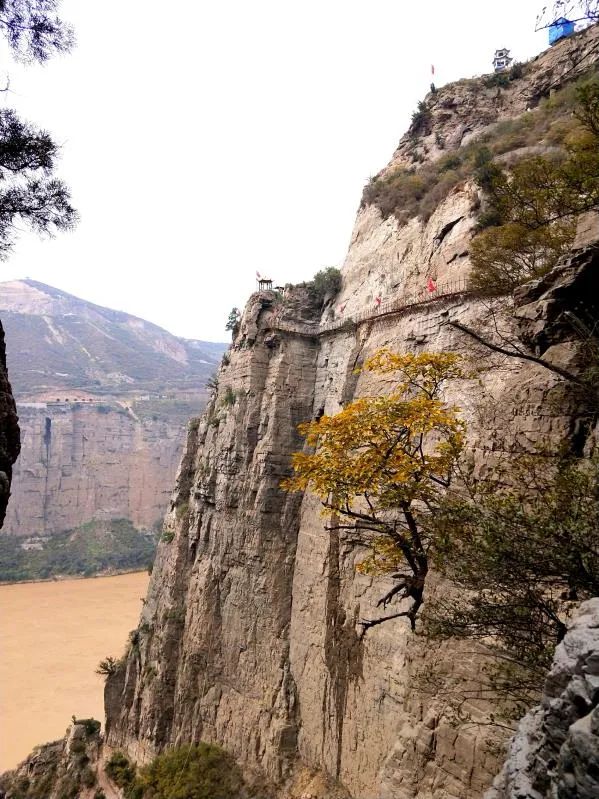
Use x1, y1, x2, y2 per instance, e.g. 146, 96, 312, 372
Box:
0, 320, 20, 529
4, 402, 185, 537
0, 720, 103, 799
485, 599, 599, 799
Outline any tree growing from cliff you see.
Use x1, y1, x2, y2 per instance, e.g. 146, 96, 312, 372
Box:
225, 307, 240, 334
425, 452, 599, 700
0, 1, 76, 258
470, 80, 599, 295
95, 655, 120, 677
282, 350, 465, 633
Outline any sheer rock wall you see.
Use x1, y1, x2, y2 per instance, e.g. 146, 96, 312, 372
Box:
3, 403, 183, 537
104, 27, 599, 799
105, 222, 598, 799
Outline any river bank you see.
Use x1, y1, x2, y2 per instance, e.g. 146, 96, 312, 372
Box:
0, 565, 150, 587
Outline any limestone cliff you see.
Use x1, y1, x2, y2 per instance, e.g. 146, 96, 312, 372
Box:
102, 25, 599, 799
3, 403, 184, 538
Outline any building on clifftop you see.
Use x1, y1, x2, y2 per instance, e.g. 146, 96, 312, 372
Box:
493, 48, 513, 72
549, 17, 575, 45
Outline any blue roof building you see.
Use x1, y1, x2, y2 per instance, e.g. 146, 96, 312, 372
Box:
549, 17, 575, 45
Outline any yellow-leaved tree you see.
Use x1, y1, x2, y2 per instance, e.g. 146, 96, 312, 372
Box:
282, 350, 465, 633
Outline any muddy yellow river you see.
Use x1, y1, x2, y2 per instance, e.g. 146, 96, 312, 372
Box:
0, 571, 149, 771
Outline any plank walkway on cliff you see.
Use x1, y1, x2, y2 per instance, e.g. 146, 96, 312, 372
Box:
271, 278, 470, 338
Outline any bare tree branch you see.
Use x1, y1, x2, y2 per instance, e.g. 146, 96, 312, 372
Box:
447, 320, 587, 386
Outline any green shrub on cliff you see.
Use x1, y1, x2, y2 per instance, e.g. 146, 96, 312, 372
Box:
309, 267, 342, 305
222, 386, 236, 407
425, 453, 599, 712
106, 751, 136, 790
114, 744, 245, 799
470, 79, 599, 294
95, 656, 120, 678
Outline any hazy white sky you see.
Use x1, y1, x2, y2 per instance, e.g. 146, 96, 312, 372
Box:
1, 1, 550, 341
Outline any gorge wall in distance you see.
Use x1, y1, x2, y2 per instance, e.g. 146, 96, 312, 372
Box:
0, 279, 226, 552
4, 401, 183, 537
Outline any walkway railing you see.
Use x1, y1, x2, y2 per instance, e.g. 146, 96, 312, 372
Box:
270, 278, 470, 338
272, 319, 320, 337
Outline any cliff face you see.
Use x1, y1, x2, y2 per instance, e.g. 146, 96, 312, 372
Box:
3, 403, 182, 537
105, 289, 321, 784
104, 27, 599, 799
105, 253, 598, 799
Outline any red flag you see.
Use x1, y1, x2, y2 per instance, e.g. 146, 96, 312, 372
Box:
375, 296, 381, 307
427, 277, 437, 293
256, 271, 261, 279
431, 64, 435, 75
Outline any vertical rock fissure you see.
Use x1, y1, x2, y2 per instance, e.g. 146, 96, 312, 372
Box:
324, 526, 363, 779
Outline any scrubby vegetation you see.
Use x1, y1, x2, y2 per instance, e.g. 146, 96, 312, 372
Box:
308, 267, 342, 305
0, 518, 158, 582
73, 717, 101, 736
362, 70, 598, 226
470, 79, 599, 294
106, 752, 137, 790
425, 453, 599, 711
105, 744, 245, 799
96, 656, 121, 677
222, 386, 236, 406
482, 61, 526, 88
409, 100, 431, 135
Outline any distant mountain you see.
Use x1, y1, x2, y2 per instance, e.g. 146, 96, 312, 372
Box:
0, 280, 227, 398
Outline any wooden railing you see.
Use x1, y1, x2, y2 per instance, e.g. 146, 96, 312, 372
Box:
270, 278, 470, 338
